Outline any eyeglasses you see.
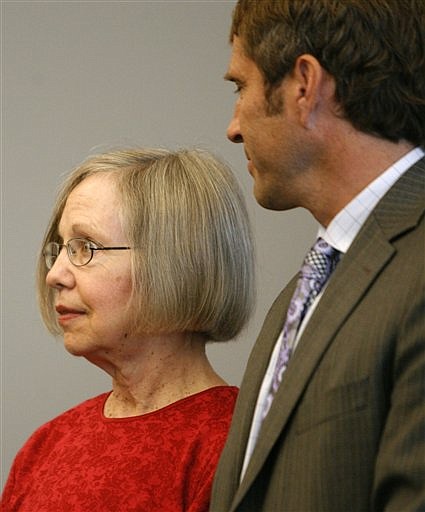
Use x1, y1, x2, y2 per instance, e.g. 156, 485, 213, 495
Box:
43, 238, 131, 269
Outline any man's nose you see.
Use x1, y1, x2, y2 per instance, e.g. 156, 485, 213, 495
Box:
226, 108, 243, 143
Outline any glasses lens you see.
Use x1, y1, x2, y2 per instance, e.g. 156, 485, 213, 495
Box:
68, 239, 93, 266
44, 242, 60, 269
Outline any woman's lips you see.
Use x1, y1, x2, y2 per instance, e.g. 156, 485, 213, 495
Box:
55, 305, 85, 325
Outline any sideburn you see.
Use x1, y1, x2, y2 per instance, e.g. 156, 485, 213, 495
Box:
264, 83, 284, 116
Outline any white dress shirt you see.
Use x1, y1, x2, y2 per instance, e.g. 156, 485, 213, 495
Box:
240, 146, 425, 481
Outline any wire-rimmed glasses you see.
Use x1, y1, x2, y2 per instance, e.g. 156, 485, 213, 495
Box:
43, 238, 131, 269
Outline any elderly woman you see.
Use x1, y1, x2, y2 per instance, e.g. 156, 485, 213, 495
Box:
2, 148, 255, 511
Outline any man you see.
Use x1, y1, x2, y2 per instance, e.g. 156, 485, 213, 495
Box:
211, 1, 425, 511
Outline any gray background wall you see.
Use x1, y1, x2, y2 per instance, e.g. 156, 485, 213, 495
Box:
1, 0, 316, 487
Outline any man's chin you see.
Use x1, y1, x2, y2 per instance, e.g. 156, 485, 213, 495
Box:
254, 185, 295, 212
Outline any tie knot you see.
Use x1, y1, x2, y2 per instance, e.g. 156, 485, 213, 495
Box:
301, 238, 339, 282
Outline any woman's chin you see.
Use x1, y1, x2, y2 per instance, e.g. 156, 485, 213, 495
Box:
63, 334, 91, 357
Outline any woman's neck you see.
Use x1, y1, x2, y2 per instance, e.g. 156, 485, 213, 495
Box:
100, 332, 227, 418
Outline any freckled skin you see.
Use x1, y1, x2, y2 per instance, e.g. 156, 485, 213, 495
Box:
46, 174, 134, 364
45, 173, 228, 420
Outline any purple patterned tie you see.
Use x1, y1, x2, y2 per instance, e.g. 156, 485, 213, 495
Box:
261, 238, 340, 419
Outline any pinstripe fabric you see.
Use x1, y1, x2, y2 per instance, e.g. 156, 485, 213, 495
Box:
210, 157, 425, 512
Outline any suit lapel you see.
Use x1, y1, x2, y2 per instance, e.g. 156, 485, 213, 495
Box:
235, 226, 394, 504
232, 159, 425, 510
222, 278, 297, 492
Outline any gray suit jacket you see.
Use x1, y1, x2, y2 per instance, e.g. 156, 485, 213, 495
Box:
210, 158, 425, 512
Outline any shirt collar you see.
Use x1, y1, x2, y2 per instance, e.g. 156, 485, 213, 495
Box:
318, 146, 425, 254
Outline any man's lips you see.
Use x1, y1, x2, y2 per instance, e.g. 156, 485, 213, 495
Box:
244, 149, 253, 174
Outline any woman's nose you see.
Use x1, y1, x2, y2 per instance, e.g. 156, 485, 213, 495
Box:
45, 248, 75, 290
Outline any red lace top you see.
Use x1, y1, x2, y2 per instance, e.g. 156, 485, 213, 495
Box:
1, 386, 238, 512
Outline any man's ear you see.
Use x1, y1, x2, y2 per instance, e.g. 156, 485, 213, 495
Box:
292, 54, 336, 129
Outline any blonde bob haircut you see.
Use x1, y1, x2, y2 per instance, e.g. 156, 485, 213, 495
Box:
37, 148, 255, 342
